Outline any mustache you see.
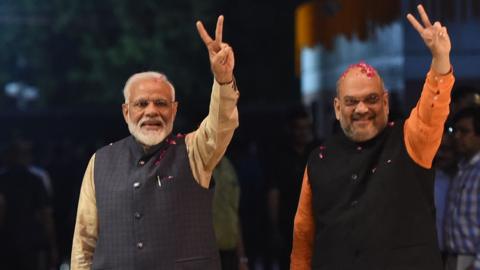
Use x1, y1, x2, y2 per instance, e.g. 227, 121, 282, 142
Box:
138, 117, 166, 127
351, 112, 376, 121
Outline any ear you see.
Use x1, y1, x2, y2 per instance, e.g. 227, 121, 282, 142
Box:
122, 103, 129, 124
383, 91, 389, 116
172, 102, 179, 121
334, 97, 341, 120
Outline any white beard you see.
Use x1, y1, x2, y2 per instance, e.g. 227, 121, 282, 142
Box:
127, 115, 173, 147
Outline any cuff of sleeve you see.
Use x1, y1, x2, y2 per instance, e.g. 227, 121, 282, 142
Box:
426, 67, 454, 90
430, 65, 453, 76
214, 77, 239, 98
424, 68, 455, 104
214, 76, 235, 86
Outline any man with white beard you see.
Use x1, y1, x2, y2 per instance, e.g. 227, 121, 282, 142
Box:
71, 15, 239, 270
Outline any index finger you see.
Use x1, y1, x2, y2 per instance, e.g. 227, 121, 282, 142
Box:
417, 4, 432, 28
215, 15, 224, 43
406, 13, 424, 34
196, 20, 214, 46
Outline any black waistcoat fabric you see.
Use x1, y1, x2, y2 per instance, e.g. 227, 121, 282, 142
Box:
307, 121, 442, 270
92, 135, 220, 270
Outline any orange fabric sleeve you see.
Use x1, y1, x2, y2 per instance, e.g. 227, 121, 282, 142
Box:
404, 68, 455, 169
290, 168, 315, 270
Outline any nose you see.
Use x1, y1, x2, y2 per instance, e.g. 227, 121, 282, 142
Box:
144, 101, 160, 117
354, 101, 369, 114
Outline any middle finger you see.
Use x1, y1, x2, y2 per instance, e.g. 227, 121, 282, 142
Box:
417, 4, 432, 28
215, 15, 224, 43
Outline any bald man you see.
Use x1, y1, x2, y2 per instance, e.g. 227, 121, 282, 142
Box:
291, 5, 454, 270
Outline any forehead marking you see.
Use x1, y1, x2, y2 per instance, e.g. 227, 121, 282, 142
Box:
340, 61, 378, 80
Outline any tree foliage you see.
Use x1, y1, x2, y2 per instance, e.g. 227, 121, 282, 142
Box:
0, 0, 225, 109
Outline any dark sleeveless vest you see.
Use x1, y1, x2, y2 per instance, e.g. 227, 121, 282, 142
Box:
307, 121, 442, 270
92, 134, 220, 270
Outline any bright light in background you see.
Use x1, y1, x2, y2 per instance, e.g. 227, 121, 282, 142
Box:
300, 46, 322, 104
300, 21, 404, 102
4, 81, 39, 109
299, 21, 404, 137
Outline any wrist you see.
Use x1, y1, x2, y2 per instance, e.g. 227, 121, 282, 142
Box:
215, 75, 233, 85
431, 55, 451, 75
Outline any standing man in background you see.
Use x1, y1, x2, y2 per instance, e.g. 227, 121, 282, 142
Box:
212, 156, 249, 270
444, 107, 480, 270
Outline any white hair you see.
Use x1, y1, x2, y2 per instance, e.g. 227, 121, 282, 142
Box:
123, 71, 176, 103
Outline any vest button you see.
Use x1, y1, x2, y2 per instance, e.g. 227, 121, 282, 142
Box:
134, 212, 142, 219
137, 242, 144, 249
133, 182, 141, 188
351, 174, 358, 180
139, 160, 145, 166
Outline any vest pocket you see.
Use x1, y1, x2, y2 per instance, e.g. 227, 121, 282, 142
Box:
155, 175, 176, 191
174, 256, 214, 270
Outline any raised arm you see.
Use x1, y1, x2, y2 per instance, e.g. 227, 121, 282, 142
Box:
187, 16, 239, 188
404, 4, 455, 168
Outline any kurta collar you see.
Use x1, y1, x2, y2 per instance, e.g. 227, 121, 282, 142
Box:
128, 133, 173, 164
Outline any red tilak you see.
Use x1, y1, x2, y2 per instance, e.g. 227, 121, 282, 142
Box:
340, 61, 378, 79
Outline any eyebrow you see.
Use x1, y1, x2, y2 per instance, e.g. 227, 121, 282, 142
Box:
344, 89, 385, 96
342, 93, 381, 99
132, 95, 174, 102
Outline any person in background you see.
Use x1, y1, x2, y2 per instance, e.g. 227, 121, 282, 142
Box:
433, 131, 457, 256
444, 107, 480, 270
451, 86, 480, 117
267, 106, 316, 270
212, 156, 249, 270
0, 139, 58, 270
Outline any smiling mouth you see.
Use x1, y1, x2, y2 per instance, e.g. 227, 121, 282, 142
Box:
353, 118, 372, 123
355, 118, 370, 122
352, 117, 375, 128
141, 121, 163, 130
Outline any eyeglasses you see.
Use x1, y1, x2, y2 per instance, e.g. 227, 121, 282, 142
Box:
128, 98, 176, 111
341, 93, 382, 107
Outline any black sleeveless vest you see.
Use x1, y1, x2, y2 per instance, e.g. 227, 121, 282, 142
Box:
307, 121, 442, 270
92, 134, 220, 270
